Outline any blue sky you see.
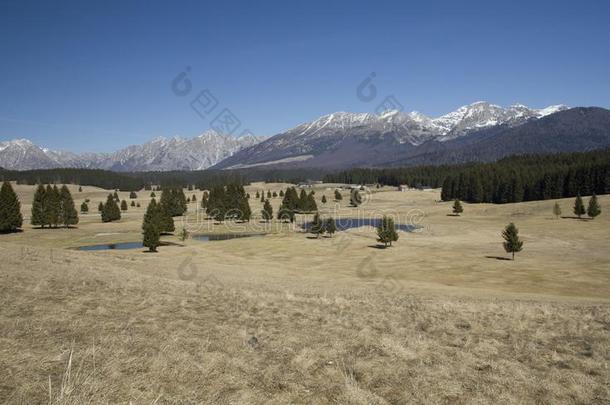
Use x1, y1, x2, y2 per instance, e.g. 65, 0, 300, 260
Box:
1, 0, 609, 152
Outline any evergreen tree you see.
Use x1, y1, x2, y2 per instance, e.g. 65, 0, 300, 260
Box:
142, 199, 160, 252
277, 206, 295, 223
187, 184, 193, 191
45, 185, 61, 228
31, 184, 46, 227
151, 192, 156, 198
298, 189, 308, 210
200, 193, 209, 209
272, 191, 278, 198
59, 185, 79, 227
129, 191, 138, 199
267, 190, 272, 199
158, 202, 175, 233
238, 185, 252, 222
113, 191, 119, 202
98, 201, 104, 212
587, 194, 601, 219
81, 202, 89, 213
305, 192, 318, 212
130, 200, 136, 207
377, 216, 399, 247
136, 202, 141, 208
260, 193, 265, 203
206, 185, 227, 222
0, 181, 23, 232
573, 194, 586, 219
334, 189, 343, 201
502, 222, 523, 260
121, 200, 128, 211
453, 199, 463, 216
321, 195, 327, 204
101, 194, 121, 222
255, 191, 260, 199
552, 202, 562, 219
192, 194, 197, 202
78, 186, 82, 192
325, 217, 336, 238
310, 212, 324, 238
262, 199, 273, 222
279, 190, 284, 197
350, 190, 362, 207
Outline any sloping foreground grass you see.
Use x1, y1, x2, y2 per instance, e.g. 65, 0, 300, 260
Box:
0, 242, 608, 404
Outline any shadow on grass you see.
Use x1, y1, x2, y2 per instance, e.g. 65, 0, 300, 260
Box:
368, 244, 389, 249
0, 229, 24, 234
560, 216, 591, 221
446, 214, 460, 217
485, 255, 512, 261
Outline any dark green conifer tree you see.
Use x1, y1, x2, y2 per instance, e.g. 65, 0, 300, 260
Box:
31, 184, 46, 228
59, 185, 79, 227
453, 199, 463, 216
0, 181, 23, 232
101, 194, 121, 222
573, 194, 586, 219
142, 198, 161, 252
502, 222, 523, 260
587, 194, 601, 219
262, 199, 273, 222
81, 202, 89, 213
310, 212, 324, 238
376, 216, 399, 247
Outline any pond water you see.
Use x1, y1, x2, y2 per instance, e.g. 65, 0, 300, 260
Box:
306, 218, 419, 232
77, 234, 264, 251
78, 242, 144, 251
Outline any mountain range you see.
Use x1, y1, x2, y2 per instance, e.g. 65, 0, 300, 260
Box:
3, 102, 610, 172
0, 131, 262, 171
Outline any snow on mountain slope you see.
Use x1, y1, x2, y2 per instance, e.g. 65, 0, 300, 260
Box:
0, 130, 264, 171
0, 102, 571, 171
213, 102, 569, 169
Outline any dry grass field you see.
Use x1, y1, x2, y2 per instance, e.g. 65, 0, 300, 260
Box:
1, 182, 609, 404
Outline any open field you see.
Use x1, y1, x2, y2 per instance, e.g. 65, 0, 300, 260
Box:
1, 183, 609, 403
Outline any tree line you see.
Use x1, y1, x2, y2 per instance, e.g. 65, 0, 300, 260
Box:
324, 149, 610, 203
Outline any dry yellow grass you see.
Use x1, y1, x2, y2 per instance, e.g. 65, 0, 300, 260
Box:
0, 183, 609, 403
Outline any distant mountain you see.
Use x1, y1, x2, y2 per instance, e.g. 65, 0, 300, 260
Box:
0, 130, 263, 171
5, 102, 608, 172
385, 107, 610, 166
212, 102, 570, 170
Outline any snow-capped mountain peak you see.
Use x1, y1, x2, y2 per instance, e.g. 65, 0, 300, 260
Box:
0, 131, 264, 171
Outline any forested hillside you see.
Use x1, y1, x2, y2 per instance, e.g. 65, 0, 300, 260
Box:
325, 149, 610, 203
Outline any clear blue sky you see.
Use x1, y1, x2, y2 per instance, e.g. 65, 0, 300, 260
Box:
1, 0, 609, 152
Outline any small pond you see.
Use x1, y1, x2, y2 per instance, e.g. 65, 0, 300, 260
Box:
77, 234, 264, 251
306, 218, 419, 232
78, 242, 144, 251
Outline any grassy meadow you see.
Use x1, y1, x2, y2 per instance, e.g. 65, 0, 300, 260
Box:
1, 182, 609, 404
